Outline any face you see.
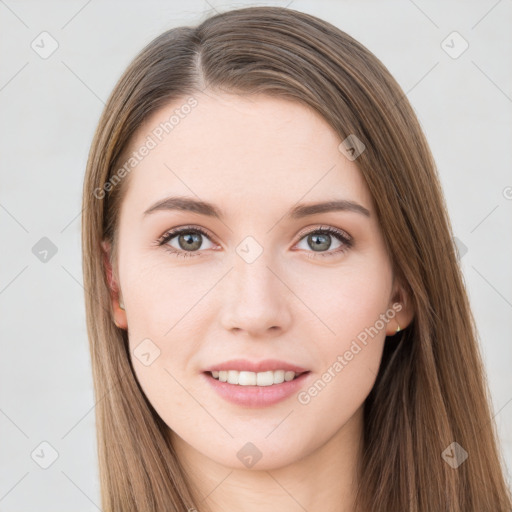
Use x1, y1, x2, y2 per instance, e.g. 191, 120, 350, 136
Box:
106, 92, 404, 471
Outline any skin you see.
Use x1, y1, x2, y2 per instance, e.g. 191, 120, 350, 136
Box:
103, 92, 413, 512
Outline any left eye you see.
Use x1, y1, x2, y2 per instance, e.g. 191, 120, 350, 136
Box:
295, 226, 352, 257
156, 225, 352, 258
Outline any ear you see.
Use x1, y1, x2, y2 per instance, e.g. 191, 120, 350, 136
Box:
386, 279, 414, 336
101, 240, 127, 329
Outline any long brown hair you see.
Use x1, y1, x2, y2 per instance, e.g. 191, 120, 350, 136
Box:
81, 6, 512, 511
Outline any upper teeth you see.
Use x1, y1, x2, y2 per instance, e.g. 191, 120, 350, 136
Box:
211, 370, 298, 386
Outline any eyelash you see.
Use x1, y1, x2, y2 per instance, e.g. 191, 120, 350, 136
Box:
155, 225, 353, 259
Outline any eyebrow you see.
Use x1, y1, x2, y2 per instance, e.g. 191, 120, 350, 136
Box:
143, 196, 371, 219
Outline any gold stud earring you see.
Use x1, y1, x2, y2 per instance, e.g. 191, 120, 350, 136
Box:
119, 298, 125, 311
396, 322, 401, 333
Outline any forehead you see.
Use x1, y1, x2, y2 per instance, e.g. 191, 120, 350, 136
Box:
120, 92, 373, 217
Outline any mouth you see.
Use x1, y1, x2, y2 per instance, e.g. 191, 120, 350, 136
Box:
202, 366, 312, 407
201, 359, 311, 407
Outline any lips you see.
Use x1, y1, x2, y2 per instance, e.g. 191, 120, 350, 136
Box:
201, 358, 311, 407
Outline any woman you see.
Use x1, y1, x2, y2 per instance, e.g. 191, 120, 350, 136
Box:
81, 6, 512, 511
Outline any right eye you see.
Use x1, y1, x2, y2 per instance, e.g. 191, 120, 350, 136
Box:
156, 226, 216, 258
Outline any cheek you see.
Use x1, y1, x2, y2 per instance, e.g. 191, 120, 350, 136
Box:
122, 251, 217, 338
292, 253, 393, 346
120, 258, 216, 417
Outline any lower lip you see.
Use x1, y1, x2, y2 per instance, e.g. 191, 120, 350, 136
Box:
202, 371, 311, 408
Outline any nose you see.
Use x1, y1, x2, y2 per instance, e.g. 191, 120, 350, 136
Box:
219, 251, 293, 338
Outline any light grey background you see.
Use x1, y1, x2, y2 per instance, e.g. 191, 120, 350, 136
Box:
1, 0, 511, 510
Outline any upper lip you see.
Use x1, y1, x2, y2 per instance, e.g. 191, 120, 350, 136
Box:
203, 359, 309, 374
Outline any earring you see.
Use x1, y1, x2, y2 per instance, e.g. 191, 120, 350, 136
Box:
393, 300, 403, 333
119, 298, 125, 311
